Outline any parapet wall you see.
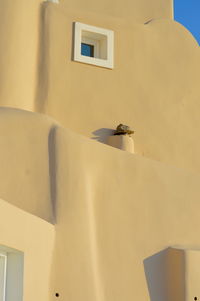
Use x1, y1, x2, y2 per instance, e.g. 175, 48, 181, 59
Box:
50, 124, 200, 301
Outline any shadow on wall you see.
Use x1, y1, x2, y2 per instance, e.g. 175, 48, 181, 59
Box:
35, 2, 49, 113
91, 128, 115, 144
48, 125, 58, 224
143, 248, 170, 301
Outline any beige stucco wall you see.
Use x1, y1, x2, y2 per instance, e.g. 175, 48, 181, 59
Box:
59, 0, 173, 21
1, 0, 199, 174
0, 198, 55, 301
49, 126, 200, 301
1, 108, 200, 300
185, 249, 200, 301
0, 0, 200, 300
0, 108, 57, 222
0, 0, 44, 110
0, 0, 172, 112
36, 3, 200, 174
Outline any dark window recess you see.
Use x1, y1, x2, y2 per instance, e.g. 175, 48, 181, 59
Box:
81, 43, 94, 57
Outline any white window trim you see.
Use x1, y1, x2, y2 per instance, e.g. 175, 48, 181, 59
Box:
0, 252, 7, 301
73, 22, 114, 69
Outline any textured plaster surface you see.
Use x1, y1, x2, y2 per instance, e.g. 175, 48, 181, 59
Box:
36, 4, 200, 173
49, 127, 200, 301
0, 108, 57, 222
0, 0, 199, 173
0, 0, 44, 110
0, 108, 200, 300
0, 0, 199, 300
59, 0, 173, 21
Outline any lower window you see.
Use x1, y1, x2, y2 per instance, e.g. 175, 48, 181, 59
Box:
0, 246, 23, 301
0, 253, 7, 301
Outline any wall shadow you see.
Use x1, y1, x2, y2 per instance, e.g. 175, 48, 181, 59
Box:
71, 22, 75, 61
143, 248, 170, 301
34, 2, 49, 113
91, 128, 115, 144
48, 126, 58, 224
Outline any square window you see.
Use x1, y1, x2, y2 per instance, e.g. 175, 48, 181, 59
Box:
73, 22, 114, 69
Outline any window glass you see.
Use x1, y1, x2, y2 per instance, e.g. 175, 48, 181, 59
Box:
81, 43, 94, 57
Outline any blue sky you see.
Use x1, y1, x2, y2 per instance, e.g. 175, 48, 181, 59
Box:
174, 0, 200, 44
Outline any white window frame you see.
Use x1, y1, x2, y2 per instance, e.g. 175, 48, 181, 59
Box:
73, 22, 114, 69
0, 252, 7, 301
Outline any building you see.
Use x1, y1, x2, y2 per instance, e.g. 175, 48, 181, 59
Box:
0, 0, 200, 300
